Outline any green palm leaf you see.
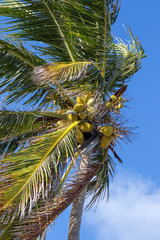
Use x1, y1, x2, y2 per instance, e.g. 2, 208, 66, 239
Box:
0, 109, 68, 155
0, 37, 47, 106
86, 148, 117, 209
0, 0, 119, 62
0, 0, 76, 61
0, 109, 67, 139
33, 61, 102, 93
0, 37, 75, 107
0, 121, 79, 221
104, 32, 145, 92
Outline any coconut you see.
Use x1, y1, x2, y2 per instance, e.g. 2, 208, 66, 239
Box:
74, 103, 85, 113
67, 114, 78, 122
78, 122, 94, 132
84, 93, 92, 103
100, 136, 112, 148
118, 103, 123, 109
118, 97, 123, 102
87, 114, 94, 121
100, 126, 113, 137
79, 112, 86, 120
106, 102, 112, 108
111, 95, 117, 102
75, 129, 85, 144
76, 96, 84, 104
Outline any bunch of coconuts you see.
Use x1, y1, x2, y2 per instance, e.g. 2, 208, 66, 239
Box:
106, 95, 125, 113
67, 92, 95, 145
57, 93, 124, 149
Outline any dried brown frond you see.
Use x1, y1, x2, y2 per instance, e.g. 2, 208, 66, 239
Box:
114, 85, 128, 98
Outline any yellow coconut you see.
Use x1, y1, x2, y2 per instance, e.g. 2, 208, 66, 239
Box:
118, 97, 123, 102
76, 96, 84, 104
111, 95, 117, 102
100, 126, 114, 137
67, 114, 78, 122
74, 103, 85, 113
100, 136, 112, 148
118, 103, 123, 109
106, 102, 112, 108
75, 129, 85, 144
78, 122, 94, 132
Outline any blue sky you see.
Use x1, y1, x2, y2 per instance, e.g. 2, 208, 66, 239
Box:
0, 1, 160, 239
46, 1, 160, 239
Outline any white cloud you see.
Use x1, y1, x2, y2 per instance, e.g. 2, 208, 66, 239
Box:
84, 170, 160, 240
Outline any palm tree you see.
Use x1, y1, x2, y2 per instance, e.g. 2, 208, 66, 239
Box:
0, 1, 145, 240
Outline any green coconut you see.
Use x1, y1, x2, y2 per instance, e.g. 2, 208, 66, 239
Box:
118, 103, 123, 109
76, 96, 84, 104
106, 102, 112, 108
75, 129, 85, 144
118, 97, 123, 102
74, 103, 85, 113
111, 95, 117, 102
100, 136, 112, 148
100, 126, 114, 137
78, 122, 94, 132
67, 114, 78, 122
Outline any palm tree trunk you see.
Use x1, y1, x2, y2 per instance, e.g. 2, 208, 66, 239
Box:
67, 151, 92, 240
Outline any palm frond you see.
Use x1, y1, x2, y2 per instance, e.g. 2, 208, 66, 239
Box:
86, 147, 117, 209
0, 109, 67, 139
0, 109, 67, 155
0, 0, 77, 61
0, 38, 75, 108
1, 162, 101, 240
69, 0, 120, 26
0, 121, 79, 226
0, 0, 119, 62
105, 30, 145, 92
0, 37, 49, 106
33, 31, 144, 97
33, 61, 102, 94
